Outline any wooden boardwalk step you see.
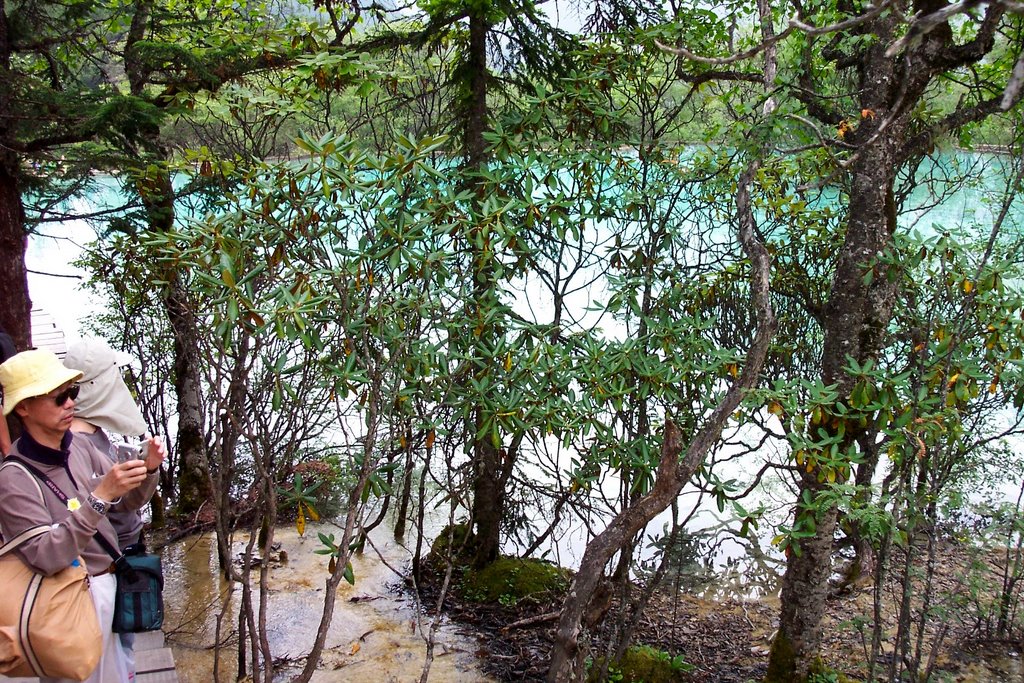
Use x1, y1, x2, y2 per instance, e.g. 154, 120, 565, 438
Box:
136, 647, 175, 673
134, 631, 166, 650
135, 630, 178, 683
136, 668, 179, 683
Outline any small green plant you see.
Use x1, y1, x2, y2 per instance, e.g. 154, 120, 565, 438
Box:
277, 472, 322, 536
313, 531, 356, 585
294, 457, 345, 517
628, 644, 693, 675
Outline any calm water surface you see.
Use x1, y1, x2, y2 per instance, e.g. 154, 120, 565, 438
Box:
160, 523, 492, 682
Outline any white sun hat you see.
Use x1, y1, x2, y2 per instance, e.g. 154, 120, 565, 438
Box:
63, 339, 147, 437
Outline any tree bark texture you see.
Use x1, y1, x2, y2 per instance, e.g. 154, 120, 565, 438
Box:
464, 12, 488, 170
546, 421, 686, 682
0, 165, 30, 348
767, 137, 902, 683
165, 268, 212, 513
0, 9, 30, 348
768, 20, 906, 676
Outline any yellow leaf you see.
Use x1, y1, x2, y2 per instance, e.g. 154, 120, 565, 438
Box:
350, 642, 361, 655
296, 506, 306, 537
963, 280, 974, 293
504, 351, 512, 372
768, 401, 784, 417
306, 504, 320, 522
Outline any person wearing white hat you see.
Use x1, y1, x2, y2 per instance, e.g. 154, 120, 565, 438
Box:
0, 349, 165, 683
64, 339, 153, 549
64, 339, 156, 683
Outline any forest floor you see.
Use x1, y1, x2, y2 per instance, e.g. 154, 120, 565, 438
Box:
414, 540, 1022, 682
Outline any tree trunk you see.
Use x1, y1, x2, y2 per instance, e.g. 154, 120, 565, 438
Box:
0, 8, 30, 350
122, 4, 210, 515
133, 165, 212, 514
471, 431, 504, 566
0, 165, 30, 348
461, 9, 507, 568
547, 422, 685, 682
394, 434, 414, 540
464, 12, 488, 169
767, 136, 902, 682
166, 276, 213, 513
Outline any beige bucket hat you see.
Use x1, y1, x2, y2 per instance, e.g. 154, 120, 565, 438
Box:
0, 349, 83, 415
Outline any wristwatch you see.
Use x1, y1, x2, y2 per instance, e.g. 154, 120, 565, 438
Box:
87, 493, 111, 515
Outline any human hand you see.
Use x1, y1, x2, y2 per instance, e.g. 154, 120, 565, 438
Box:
142, 435, 165, 474
93, 459, 150, 501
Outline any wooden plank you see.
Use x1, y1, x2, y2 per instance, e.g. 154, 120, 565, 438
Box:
29, 309, 66, 357
133, 630, 166, 651
136, 669, 179, 683
136, 647, 175, 673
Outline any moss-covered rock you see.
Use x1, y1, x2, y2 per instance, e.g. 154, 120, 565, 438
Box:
427, 523, 476, 563
589, 644, 694, 682
460, 556, 570, 604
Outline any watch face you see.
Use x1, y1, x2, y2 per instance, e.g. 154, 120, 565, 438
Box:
88, 495, 108, 514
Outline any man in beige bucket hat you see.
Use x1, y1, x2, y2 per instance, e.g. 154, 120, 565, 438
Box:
0, 349, 165, 683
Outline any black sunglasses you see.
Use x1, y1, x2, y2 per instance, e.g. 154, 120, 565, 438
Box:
45, 385, 80, 406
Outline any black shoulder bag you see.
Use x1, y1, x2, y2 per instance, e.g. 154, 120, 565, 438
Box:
6, 456, 165, 633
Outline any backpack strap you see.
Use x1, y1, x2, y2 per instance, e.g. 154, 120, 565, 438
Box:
0, 458, 45, 504
0, 525, 50, 556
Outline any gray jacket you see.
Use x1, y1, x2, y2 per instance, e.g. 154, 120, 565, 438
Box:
0, 430, 157, 576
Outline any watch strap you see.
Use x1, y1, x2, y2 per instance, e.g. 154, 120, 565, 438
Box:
87, 493, 111, 515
